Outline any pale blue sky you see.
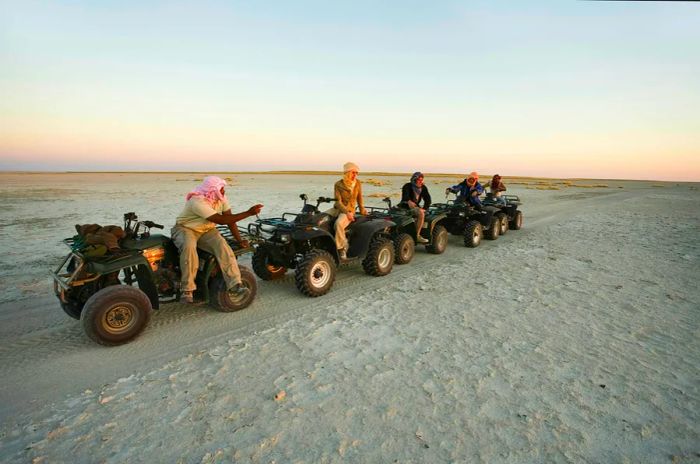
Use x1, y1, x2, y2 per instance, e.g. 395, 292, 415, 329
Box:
1, 0, 699, 180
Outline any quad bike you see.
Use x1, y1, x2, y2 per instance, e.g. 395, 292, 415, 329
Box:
482, 193, 524, 235
363, 197, 449, 264
52, 212, 258, 346
249, 194, 396, 297
429, 193, 503, 248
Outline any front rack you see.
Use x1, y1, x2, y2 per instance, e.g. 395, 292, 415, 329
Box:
216, 224, 261, 254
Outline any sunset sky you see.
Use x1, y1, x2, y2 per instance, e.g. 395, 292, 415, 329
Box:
1, 1, 699, 180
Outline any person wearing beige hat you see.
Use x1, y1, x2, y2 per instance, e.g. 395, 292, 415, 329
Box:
325, 162, 368, 260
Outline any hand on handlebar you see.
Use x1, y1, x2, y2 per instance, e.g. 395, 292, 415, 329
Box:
346, 211, 355, 222
239, 239, 250, 248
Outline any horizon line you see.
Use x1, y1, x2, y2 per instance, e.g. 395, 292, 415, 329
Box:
0, 170, 694, 183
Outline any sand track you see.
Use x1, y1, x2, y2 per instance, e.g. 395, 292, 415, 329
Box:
0, 189, 634, 419
0, 183, 698, 463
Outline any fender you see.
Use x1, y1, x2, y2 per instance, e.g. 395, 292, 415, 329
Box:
86, 254, 151, 275
477, 207, 498, 228
347, 219, 395, 258
426, 212, 447, 235
291, 226, 335, 242
197, 252, 220, 303
135, 264, 160, 309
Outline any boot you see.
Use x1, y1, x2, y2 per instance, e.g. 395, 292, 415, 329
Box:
180, 291, 194, 304
228, 283, 250, 297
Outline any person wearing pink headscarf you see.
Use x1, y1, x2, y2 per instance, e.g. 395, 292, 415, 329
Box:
171, 176, 263, 303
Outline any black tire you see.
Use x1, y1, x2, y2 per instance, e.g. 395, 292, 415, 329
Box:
394, 233, 415, 265
60, 301, 83, 320
252, 248, 287, 280
80, 286, 152, 346
485, 215, 500, 240
294, 249, 336, 297
426, 224, 448, 255
509, 210, 523, 230
496, 212, 508, 235
463, 221, 483, 248
362, 237, 394, 277
209, 266, 257, 312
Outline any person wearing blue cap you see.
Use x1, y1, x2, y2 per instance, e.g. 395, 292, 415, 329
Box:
399, 172, 431, 243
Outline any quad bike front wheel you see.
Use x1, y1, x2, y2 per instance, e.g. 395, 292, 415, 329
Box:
394, 233, 415, 265
252, 248, 288, 280
209, 265, 258, 312
426, 224, 448, 254
463, 220, 483, 248
81, 285, 152, 346
295, 249, 336, 297
362, 237, 394, 277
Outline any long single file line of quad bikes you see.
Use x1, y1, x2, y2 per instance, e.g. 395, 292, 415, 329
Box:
0, 189, 634, 420
0, 188, 631, 364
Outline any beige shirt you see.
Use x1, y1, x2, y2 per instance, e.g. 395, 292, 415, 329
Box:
175, 196, 230, 233
333, 179, 365, 214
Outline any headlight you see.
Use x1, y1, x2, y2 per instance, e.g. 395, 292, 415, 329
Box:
278, 233, 291, 243
459, 212, 466, 217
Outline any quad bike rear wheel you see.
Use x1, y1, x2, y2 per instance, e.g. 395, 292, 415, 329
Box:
362, 237, 394, 277
510, 210, 523, 230
295, 249, 336, 297
252, 248, 288, 280
81, 285, 152, 346
394, 233, 415, 265
463, 221, 483, 248
485, 215, 500, 240
209, 266, 258, 312
496, 212, 508, 235
426, 224, 448, 255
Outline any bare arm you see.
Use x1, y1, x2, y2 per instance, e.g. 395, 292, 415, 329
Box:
207, 204, 263, 245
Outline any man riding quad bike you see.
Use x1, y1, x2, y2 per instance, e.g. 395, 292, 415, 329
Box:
250, 194, 396, 297
52, 213, 258, 346
438, 197, 504, 246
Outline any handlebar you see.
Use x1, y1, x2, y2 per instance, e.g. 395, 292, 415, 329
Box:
143, 221, 164, 229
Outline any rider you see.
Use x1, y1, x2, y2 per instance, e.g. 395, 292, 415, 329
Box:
399, 172, 431, 243
484, 174, 507, 205
325, 162, 367, 260
446, 171, 484, 207
171, 176, 263, 303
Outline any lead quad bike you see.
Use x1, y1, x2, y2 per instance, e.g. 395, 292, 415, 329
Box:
249, 194, 396, 297
363, 197, 449, 264
482, 193, 524, 235
429, 193, 502, 248
52, 212, 258, 346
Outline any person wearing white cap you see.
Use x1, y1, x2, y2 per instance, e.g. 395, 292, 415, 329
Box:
325, 162, 367, 260
171, 176, 263, 303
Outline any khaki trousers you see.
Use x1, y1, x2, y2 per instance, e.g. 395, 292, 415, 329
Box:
325, 208, 352, 251
171, 225, 241, 292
